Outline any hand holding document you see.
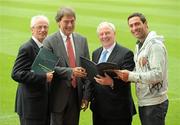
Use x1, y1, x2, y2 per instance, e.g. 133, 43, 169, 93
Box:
94, 73, 113, 86
72, 67, 87, 78
80, 56, 119, 81
114, 70, 130, 82
46, 71, 54, 83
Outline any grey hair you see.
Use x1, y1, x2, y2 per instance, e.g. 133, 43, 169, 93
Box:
30, 15, 49, 28
96, 21, 116, 34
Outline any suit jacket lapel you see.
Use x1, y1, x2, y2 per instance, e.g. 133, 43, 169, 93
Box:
56, 32, 69, 65
30, 39, 40, 55
72, 33, 79, 66
94, 48, 103, 64
94, 43, 119, 63
107, 43, 118, 62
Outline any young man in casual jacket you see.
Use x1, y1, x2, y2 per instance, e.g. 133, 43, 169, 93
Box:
115, 13, 169, 125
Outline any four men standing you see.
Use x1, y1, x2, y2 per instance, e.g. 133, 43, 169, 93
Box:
11, 7, 168, 125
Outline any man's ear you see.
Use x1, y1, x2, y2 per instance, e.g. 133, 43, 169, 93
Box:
144, 21, 148, 29
31, 27, 34, 33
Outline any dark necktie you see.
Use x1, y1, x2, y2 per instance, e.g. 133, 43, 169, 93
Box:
66, 36, 76, 88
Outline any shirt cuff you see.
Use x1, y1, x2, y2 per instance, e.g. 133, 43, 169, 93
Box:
128, 71, 139, 83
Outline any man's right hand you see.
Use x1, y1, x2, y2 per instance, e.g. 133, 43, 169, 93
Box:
72, 67, 87, 78
114, 70, 129, 82
46, 71, 54, 83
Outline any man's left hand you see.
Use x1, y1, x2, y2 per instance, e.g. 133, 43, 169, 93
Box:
94, 73, 113, 86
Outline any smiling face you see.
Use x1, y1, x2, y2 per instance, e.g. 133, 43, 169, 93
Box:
128, 16, 148, 42
98, 26, 115, 49
58, 15, 75, 36
31, 18, 49, 43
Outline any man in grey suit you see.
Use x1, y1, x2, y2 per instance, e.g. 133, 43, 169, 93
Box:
90, 22, 136, 125
11, 15, 53, 125
43, 7, 91, 125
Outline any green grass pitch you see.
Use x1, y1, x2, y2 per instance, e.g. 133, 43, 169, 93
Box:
0, 0, 180, 125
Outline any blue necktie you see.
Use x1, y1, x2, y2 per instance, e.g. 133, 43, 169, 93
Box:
99, 50, 108, 63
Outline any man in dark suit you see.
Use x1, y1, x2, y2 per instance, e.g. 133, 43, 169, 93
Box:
11, 15, 53, 125
90, 21, 136, 125
43, 7, 91, 125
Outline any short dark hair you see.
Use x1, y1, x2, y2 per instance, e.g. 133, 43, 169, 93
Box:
55, 7, 76, 22
127, 12, 147, 23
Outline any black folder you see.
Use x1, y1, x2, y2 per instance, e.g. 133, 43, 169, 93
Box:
31, 47, 59, 73
80, 56, 119, 81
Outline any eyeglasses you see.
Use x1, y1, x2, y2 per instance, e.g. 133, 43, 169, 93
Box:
33, 25, 49, 30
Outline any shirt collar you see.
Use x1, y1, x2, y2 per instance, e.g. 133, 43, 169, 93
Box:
59, 29, 73, 42
32, 36, 43, 48
102, 42, 116, 54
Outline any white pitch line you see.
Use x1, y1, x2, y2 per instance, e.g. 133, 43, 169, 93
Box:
0, 114, 17, 120
0, 98, 180, 120
169, 98, 180, 101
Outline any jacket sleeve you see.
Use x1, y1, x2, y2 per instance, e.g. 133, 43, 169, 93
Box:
121, 50, 135, 71
81, 38, 92, 100
128, 43, 166, 84
11, 46, 47, 85
112, 50, 135, 90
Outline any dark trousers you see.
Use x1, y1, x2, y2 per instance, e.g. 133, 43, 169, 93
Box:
139, 99, 169, 125
50, 88, 80, 125
92, 112, 132, 125
19, 116, 49, 125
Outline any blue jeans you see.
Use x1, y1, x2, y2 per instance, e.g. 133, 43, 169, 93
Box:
139, 100, 169, 125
